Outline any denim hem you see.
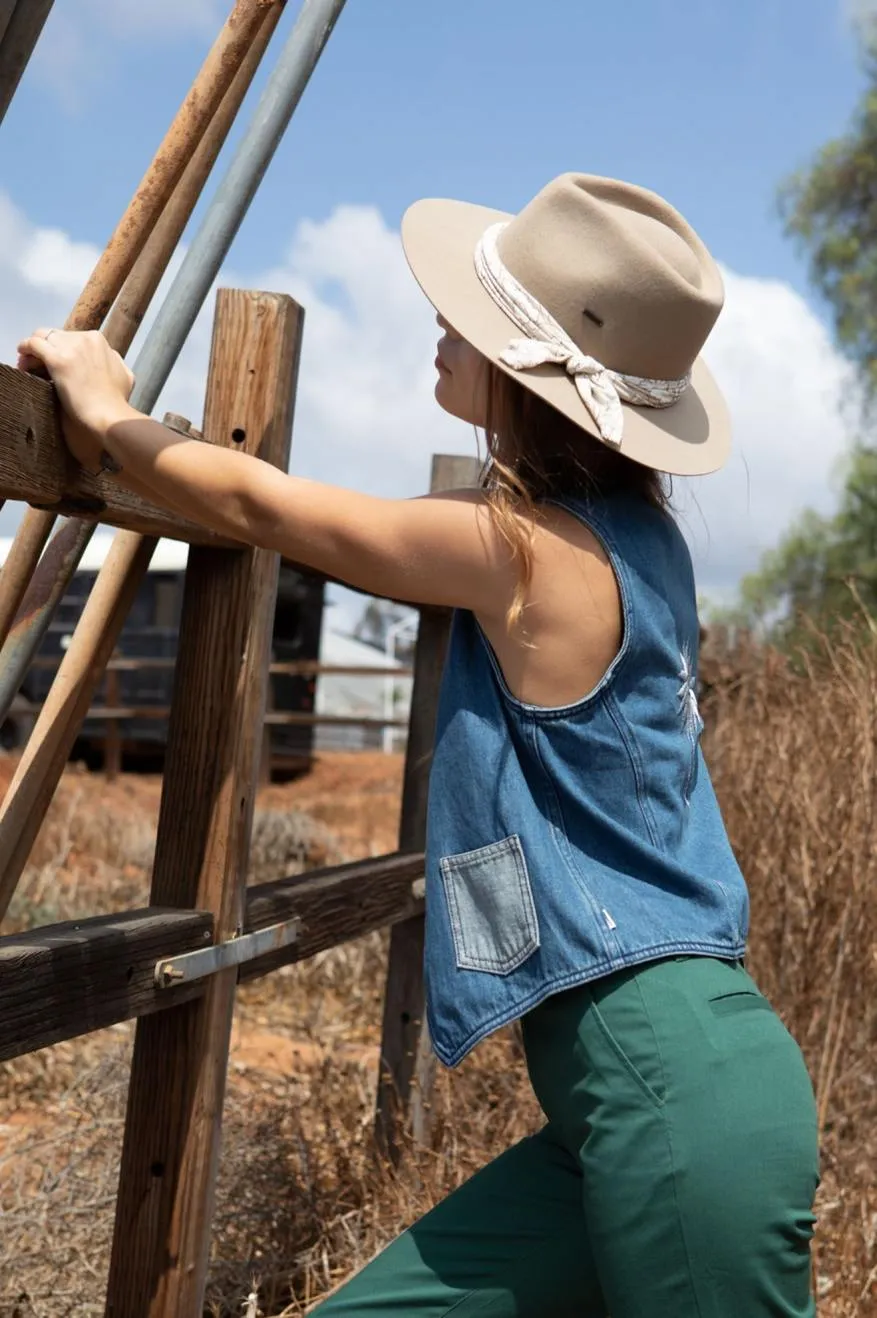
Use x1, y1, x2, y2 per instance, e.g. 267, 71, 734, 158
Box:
430, 938, 749, 1069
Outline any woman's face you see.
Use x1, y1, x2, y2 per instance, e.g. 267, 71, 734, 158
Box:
434, 314, 489, 427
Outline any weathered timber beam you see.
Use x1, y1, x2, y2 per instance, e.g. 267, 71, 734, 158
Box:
240, 851, 425, 981
0, 908, 213, 1062
0, 852, 424, 1062
0, 366, 237, 547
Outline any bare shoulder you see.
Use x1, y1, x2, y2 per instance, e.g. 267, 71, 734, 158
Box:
475, 502, 624, 708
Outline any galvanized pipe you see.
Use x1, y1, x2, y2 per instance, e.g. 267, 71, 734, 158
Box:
0, 0, 55, 128
0, 532, 157, 917
0, 5, 283, 714
0, 506, 54, 644
104, 7, 285, 357
0, 520, 96, 720
0, 0, 348, 922
132, 0, 349, 412
0, 1, 285, 700
69, 0, 288, 335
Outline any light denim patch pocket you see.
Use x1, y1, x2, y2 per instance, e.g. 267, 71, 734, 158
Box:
439, 834, 540, 975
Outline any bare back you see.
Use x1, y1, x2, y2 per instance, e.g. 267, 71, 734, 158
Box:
476, 505, 623, 709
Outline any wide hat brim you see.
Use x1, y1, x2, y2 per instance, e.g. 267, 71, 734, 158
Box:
401, 198, 731, 478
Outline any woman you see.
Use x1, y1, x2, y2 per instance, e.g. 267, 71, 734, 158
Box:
20, 173, 819, 1316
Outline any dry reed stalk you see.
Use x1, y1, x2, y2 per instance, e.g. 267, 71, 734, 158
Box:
2, 634, 876, 1315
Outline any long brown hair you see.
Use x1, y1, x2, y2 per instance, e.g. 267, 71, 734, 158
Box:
479, 363, 671, 629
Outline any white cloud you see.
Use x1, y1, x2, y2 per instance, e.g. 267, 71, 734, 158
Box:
0, 195, 102, 366
682, 267, 858, 601
845, 0, 877, 24
0, 192, 859, 617
83, 0, 225, 39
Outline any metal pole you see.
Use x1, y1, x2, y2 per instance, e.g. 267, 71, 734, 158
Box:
0, 0, 285, 650
0, 0, 54, 128
0, 0, 345, 699
103, 6, 286, 357
0, 1, 19, 50
131, 0, 349, 414
0, 3, 286, 722
0, 0, 349, 922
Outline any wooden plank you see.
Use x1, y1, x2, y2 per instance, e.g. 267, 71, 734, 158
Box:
54, 705, 409, 729
29, 658, 413, 678
241, 852, 424, 980
0, 909, 212, 1063
375, 453, 483, 1160
0, 365, 239, 547
0, 853, 424, 1063
105, 290, 303, 1318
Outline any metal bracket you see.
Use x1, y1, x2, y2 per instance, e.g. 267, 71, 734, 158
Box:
155, 917, 302, 988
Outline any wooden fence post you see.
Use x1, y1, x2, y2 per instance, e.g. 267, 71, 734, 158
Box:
104, 289, 303, 1318
375, 452, 483, 1162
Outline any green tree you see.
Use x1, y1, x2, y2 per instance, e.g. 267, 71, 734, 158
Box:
780, 38, 877, 396
730, 32, 877, 641
727, 447, 877, 646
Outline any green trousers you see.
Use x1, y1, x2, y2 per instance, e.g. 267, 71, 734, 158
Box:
316, 957, 819, 1316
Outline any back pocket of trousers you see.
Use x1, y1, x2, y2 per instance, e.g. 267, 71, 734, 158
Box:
439, 835, 540, 975
709, 990, 774, 1018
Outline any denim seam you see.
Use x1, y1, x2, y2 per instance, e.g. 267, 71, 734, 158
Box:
433, 938, 749, 1068
605, 690, 662, 851
527, 719, 618, 961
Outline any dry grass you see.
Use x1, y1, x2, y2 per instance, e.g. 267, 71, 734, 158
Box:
0, 763, 346, 937
704, 629, 877, 1313
1, 637, 876, 1316
0, 944, 537, 1318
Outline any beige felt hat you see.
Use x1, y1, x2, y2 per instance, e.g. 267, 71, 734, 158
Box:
401, 173, 730, 477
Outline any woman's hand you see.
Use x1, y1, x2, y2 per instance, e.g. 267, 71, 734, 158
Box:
17, 328, 136, 474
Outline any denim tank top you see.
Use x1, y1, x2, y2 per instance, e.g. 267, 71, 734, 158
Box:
423, 492, 749, 1068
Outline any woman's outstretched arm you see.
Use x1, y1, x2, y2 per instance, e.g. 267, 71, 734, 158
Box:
16, 327, 515, 614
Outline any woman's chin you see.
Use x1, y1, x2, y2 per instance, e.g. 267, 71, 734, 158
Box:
434, 373, 455, 414
434, 374, 475, 424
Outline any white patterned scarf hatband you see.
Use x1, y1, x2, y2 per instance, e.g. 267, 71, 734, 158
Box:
473, 221, 691, 449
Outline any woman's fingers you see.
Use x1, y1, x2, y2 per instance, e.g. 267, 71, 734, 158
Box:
17, 329, 63, 363
16, 333, 62, 379
15, 327, 137, 435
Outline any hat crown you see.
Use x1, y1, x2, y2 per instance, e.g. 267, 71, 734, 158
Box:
496, 174, 724, 381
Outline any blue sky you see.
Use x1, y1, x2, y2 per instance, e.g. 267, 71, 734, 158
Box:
0, 0, 870, 612
3, 0, 865, 296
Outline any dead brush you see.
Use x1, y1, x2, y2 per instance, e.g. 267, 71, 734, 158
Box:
3, 784, 332, 936
703, 623, 877, 1314
1, 631, 876, 1315
208, 1031, 542, 1316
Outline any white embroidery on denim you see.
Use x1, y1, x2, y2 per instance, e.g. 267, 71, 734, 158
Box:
677, 645, 702, 739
